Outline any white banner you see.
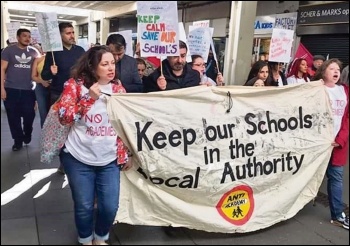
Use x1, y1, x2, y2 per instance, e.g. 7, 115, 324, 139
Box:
137, 1, 179, 57
35, 12, 63, 52
107, 81, 333, 233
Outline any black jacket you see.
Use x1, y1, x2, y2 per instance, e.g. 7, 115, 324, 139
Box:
41, 45, 85, 94
143, 59, 200, 92
116, 54, 143, 93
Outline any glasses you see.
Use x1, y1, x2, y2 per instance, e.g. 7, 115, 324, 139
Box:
193, 63, 205, 67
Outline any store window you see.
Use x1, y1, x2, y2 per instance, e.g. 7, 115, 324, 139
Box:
213, 37, 226, 73
78, 24, 88, 38
252, 38, 271, 64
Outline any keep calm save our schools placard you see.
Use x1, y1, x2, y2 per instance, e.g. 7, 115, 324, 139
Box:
137, 1, 179, 57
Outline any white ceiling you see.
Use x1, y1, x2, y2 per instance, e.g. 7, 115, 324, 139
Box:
16, 1, 134, 11
7, 1, 219, 28
8, 1, 135, 27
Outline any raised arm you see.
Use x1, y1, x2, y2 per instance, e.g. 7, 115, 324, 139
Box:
57, 78, 96, 125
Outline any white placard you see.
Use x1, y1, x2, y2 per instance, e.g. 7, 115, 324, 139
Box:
268, 28, 294, 63
178, 22, 192, 62
137, 1, 179, 57
77, 38, 89, 51
30, 28, 42, 45
274, 12, 298, 31
193, 20, 210, 28
35, 13, 63, 52
188, 26, 213, 62
6, 22, 21, 43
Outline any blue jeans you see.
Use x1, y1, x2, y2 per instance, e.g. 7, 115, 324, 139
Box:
60, 148, 120, 244
34, 83, 49, 128
326, 164, 344, 220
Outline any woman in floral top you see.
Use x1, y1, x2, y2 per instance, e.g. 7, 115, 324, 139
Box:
58, 46, 132, 245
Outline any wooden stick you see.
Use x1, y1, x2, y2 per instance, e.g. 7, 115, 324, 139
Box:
216, 62, 220, 74
51, 51, 56, 65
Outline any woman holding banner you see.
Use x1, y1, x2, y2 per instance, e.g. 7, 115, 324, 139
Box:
286, 58, 310, 84
313, 58, 349, 230
191, 55, 216, 86
244, 60, 271, 86
57, 46, 133, 244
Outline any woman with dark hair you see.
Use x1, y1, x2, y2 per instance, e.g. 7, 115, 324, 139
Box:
268, 61, 287, 86
190, 55, 216, 86
286, 58, 310, 84
57, 46, 132, 245
244, 60, 271, 86
313, 58, 349, 230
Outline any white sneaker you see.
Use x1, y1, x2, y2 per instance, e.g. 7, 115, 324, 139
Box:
93, 240, 108, 245
331, 212, 349, 230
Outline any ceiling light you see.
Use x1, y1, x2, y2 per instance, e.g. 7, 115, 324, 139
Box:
59, 16, 63, 18
25, 19, 28, 20
28, 13, 33, 16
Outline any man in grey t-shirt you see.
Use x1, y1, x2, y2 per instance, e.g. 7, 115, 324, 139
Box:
1, 29, 38, 151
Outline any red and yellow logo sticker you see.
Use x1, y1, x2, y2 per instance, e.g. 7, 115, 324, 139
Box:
216, 185, 254, 225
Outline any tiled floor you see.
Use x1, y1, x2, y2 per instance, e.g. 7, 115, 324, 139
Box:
1, 103, 349, 245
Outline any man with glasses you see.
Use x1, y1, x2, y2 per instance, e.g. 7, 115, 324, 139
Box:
143, 40, 200, 92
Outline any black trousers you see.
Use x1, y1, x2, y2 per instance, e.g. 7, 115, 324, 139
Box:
3, 88, 36, 142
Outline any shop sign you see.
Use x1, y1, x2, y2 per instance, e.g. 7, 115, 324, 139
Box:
254, 16, 275, 35
254, 13, 298, 35
298, 1, 349, 25
274, 12, 298, 31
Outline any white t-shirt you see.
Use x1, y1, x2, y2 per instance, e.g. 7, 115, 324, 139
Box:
276, 75, 284, 87
65, 84, 117, 166
287, 75, 310, 85
326, 85, 347, 138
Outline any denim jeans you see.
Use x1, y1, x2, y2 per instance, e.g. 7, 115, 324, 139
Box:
34, 83, 49, 128
60, 148, 120, 244
326, 164, 344, 220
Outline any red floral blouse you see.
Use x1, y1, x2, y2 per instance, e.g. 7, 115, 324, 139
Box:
57, 78, 129, 165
